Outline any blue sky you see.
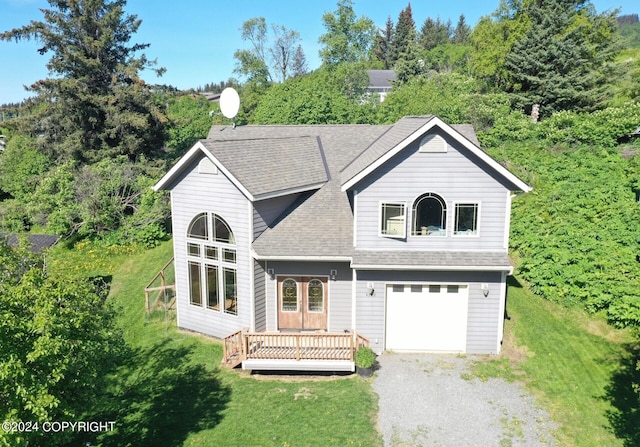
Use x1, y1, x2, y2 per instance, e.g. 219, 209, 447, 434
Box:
1, 0, 638, 104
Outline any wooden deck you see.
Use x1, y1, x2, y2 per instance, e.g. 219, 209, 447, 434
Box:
222, 329, 370, 372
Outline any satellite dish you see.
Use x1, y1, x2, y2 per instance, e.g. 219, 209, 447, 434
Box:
219, 87, 240, 120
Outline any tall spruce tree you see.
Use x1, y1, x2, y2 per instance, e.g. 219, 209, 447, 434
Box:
0, 0, 166, 164
419, 17, 452, 50
373, 16, 395, 69
504, 0, 620, 116
391, 4, 416, 65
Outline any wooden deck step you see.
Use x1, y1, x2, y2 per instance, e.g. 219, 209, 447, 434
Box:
242, 358, 355, 372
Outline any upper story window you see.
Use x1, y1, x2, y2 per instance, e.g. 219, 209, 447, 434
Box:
380, 202, 406, 238
412, 193, 446, 236
187, 212, 237, 316
454, 203, 479, 236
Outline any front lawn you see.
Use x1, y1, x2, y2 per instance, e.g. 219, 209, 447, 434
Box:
46, 240, 640, 447
47, 240, 382, 447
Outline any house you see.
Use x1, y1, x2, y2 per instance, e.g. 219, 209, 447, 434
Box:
153, 115, 531, 370
366, 70, 396, 101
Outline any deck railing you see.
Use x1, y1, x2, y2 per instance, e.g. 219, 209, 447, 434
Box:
221, 330, 370, 367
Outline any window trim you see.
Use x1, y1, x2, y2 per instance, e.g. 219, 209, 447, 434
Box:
379, 201, 407, 239
411, 192, 447, 237
452, 201, 480, 237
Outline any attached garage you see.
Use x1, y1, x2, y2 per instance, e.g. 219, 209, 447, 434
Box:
385, 283, 469, 352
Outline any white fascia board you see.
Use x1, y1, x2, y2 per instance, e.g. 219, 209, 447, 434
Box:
153, 141, 255, 200
341, 116, 532, 193
250, 248, 352, 262
350, 263, 513, 273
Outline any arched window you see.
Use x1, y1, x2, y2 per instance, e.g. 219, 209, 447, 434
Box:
307, 279, 324, 312
186, 213, 238, 315
281, 278, 299, 312
412, 193, 447, 236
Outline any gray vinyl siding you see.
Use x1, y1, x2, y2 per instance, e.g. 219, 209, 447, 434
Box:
264, 261, 352, 332
169, 154, 252, 339
254, 260, 267, 332
354, 132, 511, 251
253, 193, 301, 240
355, 270, 505, 354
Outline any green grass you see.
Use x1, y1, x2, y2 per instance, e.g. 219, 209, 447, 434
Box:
47, 240, 382, 447
46, 240, 640, 447
474, 276, 639, 447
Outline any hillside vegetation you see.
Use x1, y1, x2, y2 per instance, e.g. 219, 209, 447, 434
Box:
1, 2, 640, 444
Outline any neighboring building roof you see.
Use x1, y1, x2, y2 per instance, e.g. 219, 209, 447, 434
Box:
367, 70, 397, 89
0, 233, 60, 253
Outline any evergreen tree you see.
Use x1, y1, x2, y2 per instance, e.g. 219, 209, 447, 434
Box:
391, 3, 416, 65
373, 16, 395, 69
452, 14, 471, 44
291, 45, 309, 77
419, 17, 452, 50
0, 0, 167, 164
504, 0, 620, 116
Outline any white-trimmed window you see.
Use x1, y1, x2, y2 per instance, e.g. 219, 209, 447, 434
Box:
380, 202, 406, 238
412, 193, 447, 236
454, 203, 479, 236
187, 212, 238, 315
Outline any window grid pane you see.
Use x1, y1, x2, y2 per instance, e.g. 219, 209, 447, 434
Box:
429, 285, 441, 293
206, 265, 219, 310
187, 213, 208, 240
282, 279, 298, 312
222, 248, 236, 263
307, 279, 324, 312
454, 203, 478, 235
381, 203, 406, 237
224, 268, 237, 315
205, 246, 218, 260
188, 243, 201, 257
189, 261, 202, 306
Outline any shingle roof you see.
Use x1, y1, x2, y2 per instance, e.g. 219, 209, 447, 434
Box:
350, 251, 512, 270
0, 233, 60, 253
367, 70, 397, 88
200, 136, 329, 198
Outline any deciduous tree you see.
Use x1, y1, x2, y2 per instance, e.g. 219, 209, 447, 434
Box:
0, 241, 126, 447
318, 0, 377, 66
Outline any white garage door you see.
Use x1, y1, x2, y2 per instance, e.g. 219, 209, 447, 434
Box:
386, 284, 468, 352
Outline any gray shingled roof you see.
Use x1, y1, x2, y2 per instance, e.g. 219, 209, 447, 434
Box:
0, 233, 60, 253
351, 251, 512, 270
200, 136, 329, 198
367, 70, 397, 88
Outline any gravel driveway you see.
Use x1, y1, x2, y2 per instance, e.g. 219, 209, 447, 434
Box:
372, 353, 558, 447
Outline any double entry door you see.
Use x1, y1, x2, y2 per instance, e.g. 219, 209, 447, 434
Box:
277, 276, 328, 330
